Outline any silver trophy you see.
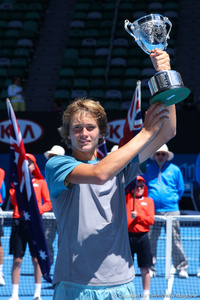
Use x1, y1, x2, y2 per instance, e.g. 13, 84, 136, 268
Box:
124, 14, 190, 106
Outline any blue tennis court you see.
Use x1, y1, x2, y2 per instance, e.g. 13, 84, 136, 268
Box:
133, 225, 200, 299
0, 215, 200, 300
0, 221, 56, 299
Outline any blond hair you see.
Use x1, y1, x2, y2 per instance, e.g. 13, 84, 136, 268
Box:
59, 98, 109, 148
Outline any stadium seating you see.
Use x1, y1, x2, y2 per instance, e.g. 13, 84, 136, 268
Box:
0, 0, 180, 111
0, 0, 48, 91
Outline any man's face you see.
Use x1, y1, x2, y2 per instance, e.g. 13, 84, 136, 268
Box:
154, 151, 169, 167
69, 113, 100, 154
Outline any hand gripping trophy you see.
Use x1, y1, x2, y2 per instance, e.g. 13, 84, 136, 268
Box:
124, 14, 190, 106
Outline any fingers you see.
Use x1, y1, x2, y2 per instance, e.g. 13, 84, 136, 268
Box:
143, 102, 169, 136
147, 102, 169, 120
145, 102, 166, 114
150, 48, 171, 71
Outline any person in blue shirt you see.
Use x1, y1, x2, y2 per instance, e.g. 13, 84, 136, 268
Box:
0, 168, 6, 286
143, 144, 188, 279
45, 50, 177, 300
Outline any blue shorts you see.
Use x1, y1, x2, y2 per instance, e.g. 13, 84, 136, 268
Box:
53, 281, 136, 300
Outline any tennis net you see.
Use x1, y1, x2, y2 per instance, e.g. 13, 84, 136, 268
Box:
0, 212, 200, 298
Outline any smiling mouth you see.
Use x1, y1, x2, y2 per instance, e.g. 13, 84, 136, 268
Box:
79, 140, 90, 144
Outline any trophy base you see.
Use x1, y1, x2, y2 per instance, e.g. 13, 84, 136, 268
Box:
150, 86, 191, 106
148, 70, 191, 106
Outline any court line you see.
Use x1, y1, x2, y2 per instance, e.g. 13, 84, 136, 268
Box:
164, 265, 176, 300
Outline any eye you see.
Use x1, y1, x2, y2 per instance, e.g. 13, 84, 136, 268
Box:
87, 125, 96, 131
73, 125, 82, 132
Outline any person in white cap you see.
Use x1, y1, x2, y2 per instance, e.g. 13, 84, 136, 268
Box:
143, 144, 189, 279
44, 145, 65, 160
43, 145, 65, 266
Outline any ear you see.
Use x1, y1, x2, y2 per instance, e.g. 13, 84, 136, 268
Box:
68, 135, 71, 139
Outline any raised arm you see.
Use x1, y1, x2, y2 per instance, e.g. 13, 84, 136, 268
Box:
138, 48, 176, 162
66, 102, 173, 185
66, 50, 176, 185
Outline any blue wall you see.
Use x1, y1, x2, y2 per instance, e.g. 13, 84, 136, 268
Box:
0, 153, 199, 189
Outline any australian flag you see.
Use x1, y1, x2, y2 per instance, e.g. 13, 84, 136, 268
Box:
118, 81, 144, 196
6, 99, 52, 283
97, 139, 107, 159
119, 80, 143, 148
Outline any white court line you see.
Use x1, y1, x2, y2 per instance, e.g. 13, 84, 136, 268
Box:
164, 265, 176, 300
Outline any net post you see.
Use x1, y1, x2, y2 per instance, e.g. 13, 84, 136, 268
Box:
165, 216, 173, 279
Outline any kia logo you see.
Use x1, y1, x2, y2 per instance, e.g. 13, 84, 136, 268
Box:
107, 119, 125, 144
0, 119, 43, 144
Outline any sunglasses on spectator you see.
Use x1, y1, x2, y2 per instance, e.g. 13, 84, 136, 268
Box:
155, 152, 167, 157
136, 184, 144, 188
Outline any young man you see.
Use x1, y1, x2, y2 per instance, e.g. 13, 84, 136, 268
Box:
45, 49, 176, 300
126, 175, 154, 300
9, 154, 52, 300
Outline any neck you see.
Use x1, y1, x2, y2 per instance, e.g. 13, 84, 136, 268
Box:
156, 162, 166, 169
72, 149, 97, 161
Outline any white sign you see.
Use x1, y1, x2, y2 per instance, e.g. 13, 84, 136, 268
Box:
107, 119, 125, 144
0, 119, 43, 144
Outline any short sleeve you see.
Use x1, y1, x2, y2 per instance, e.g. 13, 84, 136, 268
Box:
45, 155, 83, 198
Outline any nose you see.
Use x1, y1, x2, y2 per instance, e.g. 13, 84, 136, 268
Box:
81, 127, 88, 135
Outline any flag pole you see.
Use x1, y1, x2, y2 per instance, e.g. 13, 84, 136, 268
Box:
137, 80, 141, 109
132, 188, 136, 212
133, 81, 141, 211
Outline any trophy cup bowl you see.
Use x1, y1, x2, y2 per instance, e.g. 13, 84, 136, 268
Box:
124, 14, 190, 106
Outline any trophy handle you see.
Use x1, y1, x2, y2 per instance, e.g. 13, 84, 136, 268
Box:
124, 19, 138, 42
163, 17, 172, 41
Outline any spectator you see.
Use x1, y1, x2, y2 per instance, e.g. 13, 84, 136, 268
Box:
9, 154, 52, 300
7, 76, 25, 112
126, 175, 154, 300
44, 145, 65, 161
45, 49, 176, 300
43, 145, 65, 265
143, 144, 189, 279
0, 168, 6, 286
